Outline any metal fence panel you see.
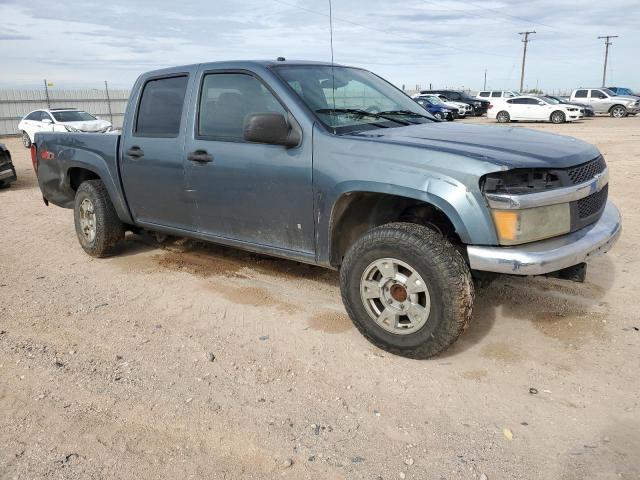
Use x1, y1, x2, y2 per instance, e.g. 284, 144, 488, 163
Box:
0, 89, 130, 136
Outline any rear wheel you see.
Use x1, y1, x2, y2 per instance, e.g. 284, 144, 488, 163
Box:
74, 180, 124, 257
610, 105, 627, 118
340, 223, 474, 359
550, 110, 566, 124
22, 131, 31, 148
496, 111, 510, 123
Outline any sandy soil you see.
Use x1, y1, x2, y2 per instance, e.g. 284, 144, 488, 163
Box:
1, 116, 639, 480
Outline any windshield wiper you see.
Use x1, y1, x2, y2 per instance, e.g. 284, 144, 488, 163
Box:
376, 110, 434, 122
315, 108, 411, 126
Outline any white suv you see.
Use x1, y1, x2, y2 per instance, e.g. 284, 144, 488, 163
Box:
18, 108, 113, 148
476, 90, 520, 102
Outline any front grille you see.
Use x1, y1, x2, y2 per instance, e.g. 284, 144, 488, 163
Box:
567, 157, 606, 184
577, 184, 608, 218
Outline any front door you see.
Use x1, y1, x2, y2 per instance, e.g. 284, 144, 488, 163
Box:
185, 70, 314, 254
120, 73, 196, 230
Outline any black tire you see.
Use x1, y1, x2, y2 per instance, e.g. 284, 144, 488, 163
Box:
496, 111, 510, 123
340, 223, 474, 359
610, 105, 627, 118
434, 112, 443, 120
73, 180, 124, 257
550, 110, 566, 124
22, 131, 31, 148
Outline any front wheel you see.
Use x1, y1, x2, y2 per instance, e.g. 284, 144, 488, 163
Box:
610, 105, 627, 118
550, 111, 566, 124
22, 131, 31, 148
340, 223, 474, 359
74, 180, 125, 257
433, 112, 443, 120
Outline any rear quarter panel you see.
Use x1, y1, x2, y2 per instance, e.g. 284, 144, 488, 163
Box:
35, 132, 133, 224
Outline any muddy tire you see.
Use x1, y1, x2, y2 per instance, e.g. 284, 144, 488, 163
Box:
74, 180, 124, 257
339, 222, 474, 359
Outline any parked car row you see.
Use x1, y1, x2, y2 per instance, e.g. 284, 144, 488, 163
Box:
481, 86, 639, 124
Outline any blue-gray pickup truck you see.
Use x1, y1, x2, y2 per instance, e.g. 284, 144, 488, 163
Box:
31, 60, 621, 358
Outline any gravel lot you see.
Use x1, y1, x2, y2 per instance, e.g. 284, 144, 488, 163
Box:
1, 116, 639, 480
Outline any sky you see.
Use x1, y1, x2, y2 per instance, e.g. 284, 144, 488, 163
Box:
0, 0, 638, 92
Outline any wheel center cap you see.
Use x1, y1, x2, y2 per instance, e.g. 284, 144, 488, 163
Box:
389, 284, 408, 303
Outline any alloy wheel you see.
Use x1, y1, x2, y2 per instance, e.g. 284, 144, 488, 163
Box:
360, 257, 431, 335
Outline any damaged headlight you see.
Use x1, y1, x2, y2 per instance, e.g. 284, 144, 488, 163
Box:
491, 203, 570, 245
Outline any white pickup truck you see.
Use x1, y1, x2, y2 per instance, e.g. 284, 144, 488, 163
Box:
569, 88, 640, 118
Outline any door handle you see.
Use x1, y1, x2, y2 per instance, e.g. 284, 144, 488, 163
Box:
188, 150, 213, 163
126, 146, 144, 158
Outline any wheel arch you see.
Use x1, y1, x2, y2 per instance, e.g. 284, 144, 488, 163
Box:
326, 184, 485, 267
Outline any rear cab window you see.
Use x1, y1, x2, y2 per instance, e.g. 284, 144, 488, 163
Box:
135, 75, 189, 137
575, 90, 588, 98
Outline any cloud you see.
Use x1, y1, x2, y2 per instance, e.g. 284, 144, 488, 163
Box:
0, 0, 638, 91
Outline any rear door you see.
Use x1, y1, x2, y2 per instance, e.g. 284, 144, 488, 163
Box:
120, 72, 197, 230
184, 69, 314, 253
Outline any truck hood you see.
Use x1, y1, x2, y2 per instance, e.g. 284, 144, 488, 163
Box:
347, 122, 600, 169
610, 95, 640, 103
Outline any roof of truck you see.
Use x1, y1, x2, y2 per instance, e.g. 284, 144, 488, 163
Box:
140, 59, 345, 78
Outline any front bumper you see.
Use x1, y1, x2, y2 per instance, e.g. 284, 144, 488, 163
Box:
467, 201, 621, 275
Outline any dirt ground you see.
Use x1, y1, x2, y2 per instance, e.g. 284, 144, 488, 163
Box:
1, 116, 639, 480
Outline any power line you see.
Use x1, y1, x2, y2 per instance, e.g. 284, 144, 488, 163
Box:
598, 35, 618, 87
518, 31, 536, 91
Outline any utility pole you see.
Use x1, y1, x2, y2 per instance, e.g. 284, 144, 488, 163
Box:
518, 31, 536, 92
598, 35, 618, 87
43, 79, 51, 109
483, 69, 487, 90
104, 80, 113, 124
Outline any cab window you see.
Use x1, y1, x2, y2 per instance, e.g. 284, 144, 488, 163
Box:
197, 73, 286, 141
135, 75, 188, 137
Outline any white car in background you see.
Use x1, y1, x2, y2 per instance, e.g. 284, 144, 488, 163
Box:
18, 108, 113, 148
488, 95, 583, 124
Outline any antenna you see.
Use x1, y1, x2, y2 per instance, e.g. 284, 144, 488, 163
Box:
328, 0, 336, 125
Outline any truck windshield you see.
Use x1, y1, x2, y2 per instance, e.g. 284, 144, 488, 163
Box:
51, 110, 97, 122
274, 65, 434, 133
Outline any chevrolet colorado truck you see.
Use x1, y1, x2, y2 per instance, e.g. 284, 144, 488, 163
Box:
31, 60, 621, 358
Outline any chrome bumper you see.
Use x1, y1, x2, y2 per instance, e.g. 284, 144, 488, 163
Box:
467, 201, 621, 275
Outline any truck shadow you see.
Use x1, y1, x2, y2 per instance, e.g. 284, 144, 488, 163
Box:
442, 256, 616, 357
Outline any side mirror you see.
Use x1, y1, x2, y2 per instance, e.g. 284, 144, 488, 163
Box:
243, 113, 301, 148
538, 101, 545, 105
42, 118, 53, 124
